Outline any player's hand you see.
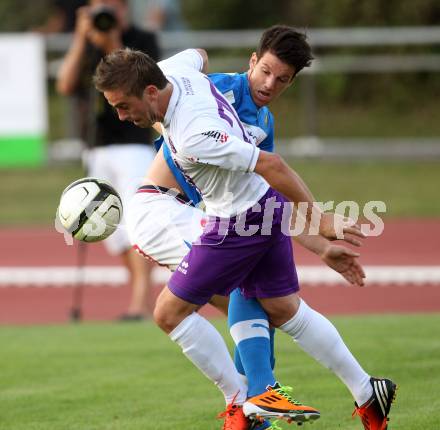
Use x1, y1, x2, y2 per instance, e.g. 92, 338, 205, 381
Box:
319, 212, 366, 245
320, 244, 366, 287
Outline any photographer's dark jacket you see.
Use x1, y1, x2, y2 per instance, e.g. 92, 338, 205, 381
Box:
75, 26, 160, 148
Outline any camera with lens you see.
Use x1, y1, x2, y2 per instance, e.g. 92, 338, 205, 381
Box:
90, 5, 117, 32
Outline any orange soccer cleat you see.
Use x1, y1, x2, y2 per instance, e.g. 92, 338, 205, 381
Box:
218, 402, 252, 430
243, 382, 320, 424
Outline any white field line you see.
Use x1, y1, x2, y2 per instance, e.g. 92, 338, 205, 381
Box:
0, 266, 440, 287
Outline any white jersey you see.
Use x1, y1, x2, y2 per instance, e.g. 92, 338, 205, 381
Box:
158, 50, 269, 217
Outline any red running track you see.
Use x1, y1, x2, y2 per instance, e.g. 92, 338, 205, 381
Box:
1, 219, 439, 324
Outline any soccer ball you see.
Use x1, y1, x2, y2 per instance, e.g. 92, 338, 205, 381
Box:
57, 177, 123, 242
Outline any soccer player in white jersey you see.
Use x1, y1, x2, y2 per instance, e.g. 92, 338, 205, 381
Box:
94, 45, 396, 430
123, 26, 371, 430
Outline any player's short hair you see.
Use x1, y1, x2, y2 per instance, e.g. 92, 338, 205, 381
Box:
257, 25, 313, 77
93, 48, 168, 97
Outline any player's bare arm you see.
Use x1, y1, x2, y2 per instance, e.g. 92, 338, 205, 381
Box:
255, 150, 364, 241
293, 232, 365, 286
291, 204, 363, 248
320, 244, 366, 286
254, 150, 314, 208
142, 146, 185, 193
195, 49, 209, 74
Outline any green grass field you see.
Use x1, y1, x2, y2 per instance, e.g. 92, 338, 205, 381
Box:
1, 314, 439, 430
0, 159, 439, 226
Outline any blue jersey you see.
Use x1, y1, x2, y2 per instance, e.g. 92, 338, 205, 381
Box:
157, 72, 275, 205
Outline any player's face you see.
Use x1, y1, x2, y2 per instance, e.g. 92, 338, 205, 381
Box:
248, 51, 295, 107
104, 87, 162, 128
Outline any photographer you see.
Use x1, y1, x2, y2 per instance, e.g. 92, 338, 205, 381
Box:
57, 0, 160, 321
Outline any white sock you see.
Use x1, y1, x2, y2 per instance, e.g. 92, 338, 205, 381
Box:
280, 299, 372, 406
169, 312, 247, 404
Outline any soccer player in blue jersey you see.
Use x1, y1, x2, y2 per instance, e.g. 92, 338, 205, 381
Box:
147, 27, 383, 430
209, 29, 313, 418
94, 27, 396, 430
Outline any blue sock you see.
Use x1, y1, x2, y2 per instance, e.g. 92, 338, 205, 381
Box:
269, 327, 276, 370
234, 344, 245, 375
228, 288, 276, 397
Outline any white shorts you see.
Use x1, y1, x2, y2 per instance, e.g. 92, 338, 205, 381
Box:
126, 187, 206, 271
85, 144, 156, 255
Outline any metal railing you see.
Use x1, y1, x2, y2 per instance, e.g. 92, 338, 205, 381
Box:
45, 27, 440, 160
45, 26, 440, 51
